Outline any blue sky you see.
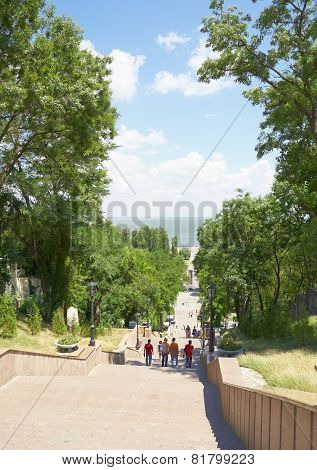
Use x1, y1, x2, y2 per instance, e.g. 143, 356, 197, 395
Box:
53, 0, 274, 217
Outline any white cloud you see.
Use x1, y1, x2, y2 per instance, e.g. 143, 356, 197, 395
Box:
149, 70, 232, 97
149, 38, 232, 97
104, 147, 275, 217
109, 50, 146, 102
156, 32, 191, 51
80, 39, 102, 57
80, 40, 145, 102
188, 39, 219, 72
115, 125, 165, 151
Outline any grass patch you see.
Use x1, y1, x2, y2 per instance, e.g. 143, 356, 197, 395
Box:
309, 316, 317, 327
0, 317, 129, 355
237, 331, 317, 393
238, 350, 317, 393
0, 317, 60, 354
89, 329, 129, 352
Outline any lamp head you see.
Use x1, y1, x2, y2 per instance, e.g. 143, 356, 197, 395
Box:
88, 281, 97, 297
207, 284, 216, 300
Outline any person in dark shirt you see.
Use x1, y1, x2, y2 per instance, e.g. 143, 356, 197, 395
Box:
184, 340, 194, 368
144, 339, 154, 366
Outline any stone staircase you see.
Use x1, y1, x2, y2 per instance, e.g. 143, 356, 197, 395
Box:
0, 359, 219, 450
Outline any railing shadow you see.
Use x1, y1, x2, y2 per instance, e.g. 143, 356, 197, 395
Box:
196, 360, 244, 450
126, 352, 244, 450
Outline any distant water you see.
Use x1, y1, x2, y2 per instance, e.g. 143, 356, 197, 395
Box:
108, 217, 206, 247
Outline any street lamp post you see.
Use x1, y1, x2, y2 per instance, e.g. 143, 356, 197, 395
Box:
207, 284, 216, 353
88, 281, 97, 347
147, 299, 151, 328
135, 312, 141, 349
198, 313, 205, 350
203, 322, 208, 350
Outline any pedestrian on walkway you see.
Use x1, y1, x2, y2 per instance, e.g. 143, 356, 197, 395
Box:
169, 338, 179, 368
184, 340, 194, 368
161, 337, 169, 367
144, 339, 154, 366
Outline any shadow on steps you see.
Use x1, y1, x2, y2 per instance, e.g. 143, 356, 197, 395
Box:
126, 353, 244, 450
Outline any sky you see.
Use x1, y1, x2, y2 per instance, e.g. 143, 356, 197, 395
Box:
53, 0, 275, 219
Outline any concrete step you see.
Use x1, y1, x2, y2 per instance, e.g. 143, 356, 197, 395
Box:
0, 365, 218, 450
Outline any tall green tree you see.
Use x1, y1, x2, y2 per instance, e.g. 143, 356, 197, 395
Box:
0, 1, 117, 309
199, 0, 317, 214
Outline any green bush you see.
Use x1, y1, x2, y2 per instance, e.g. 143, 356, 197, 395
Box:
27, 301, 42, 335
96, 324, 105, 337
238, 305, 293, 341
80, 322, 90, 337
80, 322, 111, 338
221, 335, 243, 351
52, 308, 67, 336
0, 295, 17, 337
70, 319, 80, 336
20, 295, 43, 317
291, 313, 316, 346
57, 334, 80, 345
179, 247, 191, 260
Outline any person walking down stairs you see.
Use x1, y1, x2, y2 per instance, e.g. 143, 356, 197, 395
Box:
184, 340, 194, 369
144, 339, 154, 366
169, 338, 179, 368
161, 338, 169, 367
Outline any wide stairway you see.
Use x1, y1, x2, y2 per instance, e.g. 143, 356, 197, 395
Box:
0, 349, 243, 450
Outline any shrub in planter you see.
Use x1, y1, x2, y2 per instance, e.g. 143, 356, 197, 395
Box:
52, 308, 67, 336
0, 295, 17, 338
27, 301, 42, 335
57, 334, 80, 346
220, 335, 242, 351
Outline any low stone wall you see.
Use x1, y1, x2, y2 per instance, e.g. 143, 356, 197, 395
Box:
0, 345, 127, 385
0, 346, 101, 383
98, 349, 125, 365
0, 350, 15, 385
206, 357, 317, 450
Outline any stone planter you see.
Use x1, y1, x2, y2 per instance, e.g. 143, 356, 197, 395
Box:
56, 341, 80, 353
217, 347, 244, 357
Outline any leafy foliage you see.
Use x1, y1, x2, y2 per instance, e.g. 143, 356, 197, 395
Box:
195, 192, 317, 339
179, 247, 191, 260
0, 295, 17, 337
57, 334, 80, 345
0, 0, 117, 312
220, 333, 242, 352
51, 308, 67, 336
199, 0, 317, 215
26, 299, 42, 335
197, 1, 317, 342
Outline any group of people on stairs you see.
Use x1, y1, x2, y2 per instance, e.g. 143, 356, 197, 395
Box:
144, 337, 195, 368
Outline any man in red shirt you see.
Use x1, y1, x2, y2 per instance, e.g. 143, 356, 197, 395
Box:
144, 339, 154, 366
184, 340, 194, 368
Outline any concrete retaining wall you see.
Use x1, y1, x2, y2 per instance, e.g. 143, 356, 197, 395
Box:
98, 350, 125, 365
0, 347, 100, 384
0, 346, 126, 385
206, 358, 317, 450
